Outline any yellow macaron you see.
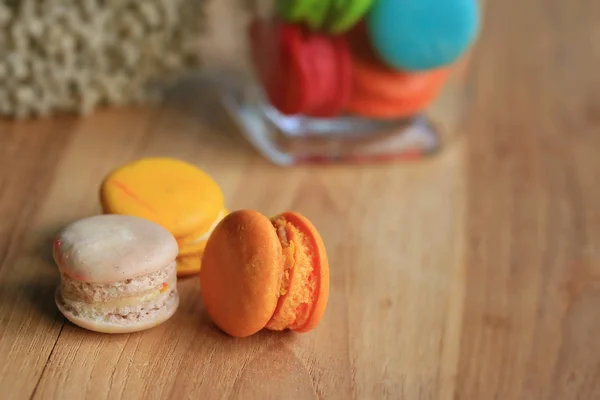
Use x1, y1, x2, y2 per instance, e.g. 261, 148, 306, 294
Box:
100, 157, 227, 277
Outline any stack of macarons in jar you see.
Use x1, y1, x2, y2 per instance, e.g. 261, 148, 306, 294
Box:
53, 157, 329, 337
249, 0, 480, 118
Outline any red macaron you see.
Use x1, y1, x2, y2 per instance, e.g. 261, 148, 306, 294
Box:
249, 20, 306, 115
249, 19, 352, 118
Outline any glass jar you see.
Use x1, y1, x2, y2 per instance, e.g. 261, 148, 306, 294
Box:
207, 0, 482, 165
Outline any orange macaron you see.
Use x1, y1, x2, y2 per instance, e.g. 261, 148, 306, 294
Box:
346, 24, 450, 118
200, 210, 329, 338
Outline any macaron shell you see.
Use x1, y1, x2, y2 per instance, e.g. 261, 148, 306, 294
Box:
351, 52, 450, 103
331, 35, 352, 115
278, 212, 329, 333
302, 0, 331, 30
367, 0, 480, 71
53, 215, 179, 283
200, 210, 284, 338
100, 158, 224, 239
292, 30, 352, 118
299, 32, 339, 117
250, 21, 307, 115
349, 25, 450, 98
249, 20, 291, 113
347, 90, 435, 118
329, 0, 376, 34
176, 208, 228, 256
309, 33, 353, 117
55, 287, 179, 334
346, 26, 450, 118
347, 69, 449, 118
277, 0, 304, 20
277, 0, 331, 30
281, 25, 311, 115
177, 237, 208, 256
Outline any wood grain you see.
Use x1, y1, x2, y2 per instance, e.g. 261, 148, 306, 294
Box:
1, 0, 599, 398
458, 0, 600, 398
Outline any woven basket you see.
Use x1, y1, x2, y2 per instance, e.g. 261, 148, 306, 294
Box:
0, 0, 246, 119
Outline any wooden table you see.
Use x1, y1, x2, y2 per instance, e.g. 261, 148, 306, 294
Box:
1, 1, 599, 398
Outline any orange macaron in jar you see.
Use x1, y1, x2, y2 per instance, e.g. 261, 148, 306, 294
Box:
200, 210, 330, 338
99, 157, 227, 277
345, 25, 451, 119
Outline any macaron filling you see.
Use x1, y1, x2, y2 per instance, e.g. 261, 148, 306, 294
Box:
59, 262, 176, 301
56, 288, 178, 325
57, 262, 177, 324
177, 208, 227, 255
60, 287, 167, 309
266, 215, 319, 331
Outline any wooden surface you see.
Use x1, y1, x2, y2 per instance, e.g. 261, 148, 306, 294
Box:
1, 0, 600, 398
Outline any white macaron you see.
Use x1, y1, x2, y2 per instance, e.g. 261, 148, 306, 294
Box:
53, 214, 179, 333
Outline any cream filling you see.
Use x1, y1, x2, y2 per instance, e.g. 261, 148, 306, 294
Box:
180, 209, 226, 245
57, 288, 178, 324
61, 274, 176, 308
60, 261, 177, 302
61, 288, 162, 308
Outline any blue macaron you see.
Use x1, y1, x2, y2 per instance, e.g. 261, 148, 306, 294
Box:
366, 0, 480, 71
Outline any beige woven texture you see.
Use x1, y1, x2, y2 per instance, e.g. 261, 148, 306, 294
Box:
0, 0, 210, 119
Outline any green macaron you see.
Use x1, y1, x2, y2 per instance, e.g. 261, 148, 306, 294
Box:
277, 0, 330, 31
277, 0, 374, 33
329, 0, 375, 34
